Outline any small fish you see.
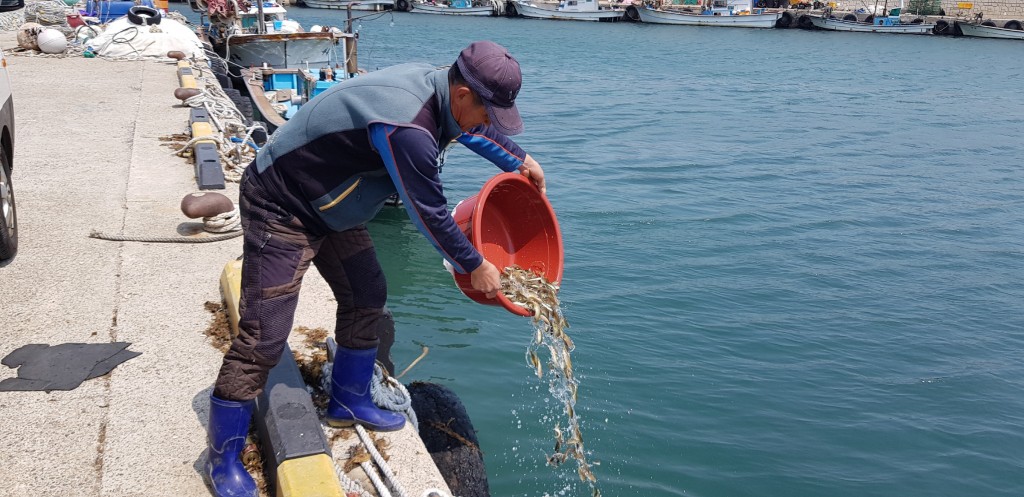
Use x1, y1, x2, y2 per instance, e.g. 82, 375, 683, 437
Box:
529, 350, 542, 378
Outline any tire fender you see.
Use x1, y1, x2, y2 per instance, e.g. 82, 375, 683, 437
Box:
127, 6, 162, 26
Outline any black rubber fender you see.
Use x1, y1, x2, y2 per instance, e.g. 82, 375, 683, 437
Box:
863, 14, 874, 24
933, 19, 949, 35
395, 0, 410, 11
409, 382, 489, 497
1003, 20, 1023, 30
127, 5, 162, 26
910, 17, 923, 24
981, 20, 996, 26
797, 14, 813, 29
842, 13, 857, 21
625, 4, 640, 21
223, 88, 254, 125
505, 0, 518, 17
775, 11, 793, 28
209, 57, 232, 90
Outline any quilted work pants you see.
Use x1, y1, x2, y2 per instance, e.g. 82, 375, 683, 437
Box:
213, 169, 392, 402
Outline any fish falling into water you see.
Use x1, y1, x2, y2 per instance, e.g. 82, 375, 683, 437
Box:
501, 266, 600, 497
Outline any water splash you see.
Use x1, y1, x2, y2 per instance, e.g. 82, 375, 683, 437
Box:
502, 267, 601, 497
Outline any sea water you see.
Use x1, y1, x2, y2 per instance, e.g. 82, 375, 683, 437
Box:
176, 7, 1024, 497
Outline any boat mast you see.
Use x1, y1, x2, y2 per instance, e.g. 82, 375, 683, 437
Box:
256, 0, 266, 34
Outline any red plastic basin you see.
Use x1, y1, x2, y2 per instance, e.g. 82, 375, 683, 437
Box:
450, 173, 563, 316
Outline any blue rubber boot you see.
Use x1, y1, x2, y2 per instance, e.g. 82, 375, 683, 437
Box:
204, 395, 257, 497
326, 346, 406, 431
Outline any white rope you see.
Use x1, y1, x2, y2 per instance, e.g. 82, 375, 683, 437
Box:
334, 462, 374, 497
370, 363, 418, 430
176, 75, 265, 183
355, 424, 409, 497
202, 206, 241, 233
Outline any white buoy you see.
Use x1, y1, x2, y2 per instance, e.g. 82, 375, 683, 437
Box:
36, 29, 67, 54
310, 24, 322, 32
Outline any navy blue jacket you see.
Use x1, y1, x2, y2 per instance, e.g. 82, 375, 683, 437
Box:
251, 63, 527, 274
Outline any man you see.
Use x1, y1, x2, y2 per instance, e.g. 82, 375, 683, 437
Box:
204, 41, 546, 497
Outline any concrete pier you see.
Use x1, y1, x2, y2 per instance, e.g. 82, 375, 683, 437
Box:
0, 31, 448, 497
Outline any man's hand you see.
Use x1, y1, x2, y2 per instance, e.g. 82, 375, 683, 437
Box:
470, 260, 502, 299
518, 154, 546, 195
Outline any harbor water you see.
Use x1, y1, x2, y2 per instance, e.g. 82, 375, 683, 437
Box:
177, 8, 1024, 497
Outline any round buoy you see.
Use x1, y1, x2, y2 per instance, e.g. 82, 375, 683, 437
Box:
17, 23, 43, 51
36, 29, 67, 54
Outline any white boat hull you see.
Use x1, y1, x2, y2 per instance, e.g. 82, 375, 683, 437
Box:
410, 2, 494, 15
303, 0, 394, 10
225, 33, 342, 69
955, 21, 1024, 40
808, 16, 934, 34
512, 1, 624, 21
637, 6, 780, 28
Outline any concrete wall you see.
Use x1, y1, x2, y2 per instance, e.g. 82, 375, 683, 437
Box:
938, 0, 1024, 17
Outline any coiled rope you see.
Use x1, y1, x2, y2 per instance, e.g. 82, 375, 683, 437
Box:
0, 0, 68, 31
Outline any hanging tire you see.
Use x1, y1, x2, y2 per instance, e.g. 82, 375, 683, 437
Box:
395, 0, 410, 10
910, 17, 923, 24
505, 0, 518, 17
1003, 20, 1023, 30
127, 6, 162, 26
776, 11, 793, 28
863, 14, 874, 24
223, 88, 254, 125
0, 151, 17, 262
409, 382, 489, 497
842, 13, 857, 21
625, 5, 640, 21
933, 19, 949, 35
797, 14, 813, 29
250, 121, 268, 147
981, 20, 996, 26
209, 57, 232, 90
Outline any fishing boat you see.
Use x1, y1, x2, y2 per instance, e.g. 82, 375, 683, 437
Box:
636, 0, 780, 28
403, 0, 497, 16
239, 66, 346, 131
302, 0, 396, 11
509, 0, 625, 21
954, 19, 1024, 39
192, 0, 352, 74
808, 4, 934, 34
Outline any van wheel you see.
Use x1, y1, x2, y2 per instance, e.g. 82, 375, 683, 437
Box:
0, 152, 18, 262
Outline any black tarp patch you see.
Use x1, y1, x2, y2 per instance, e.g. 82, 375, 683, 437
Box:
0, 342, 141, 392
